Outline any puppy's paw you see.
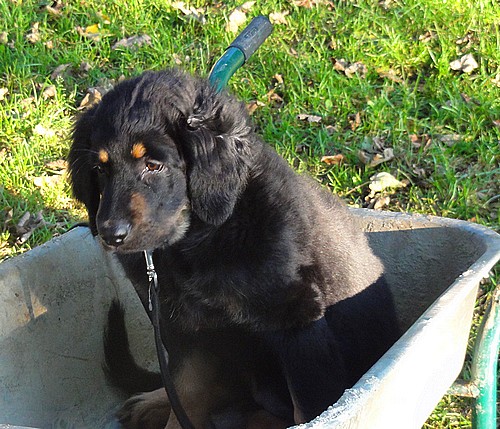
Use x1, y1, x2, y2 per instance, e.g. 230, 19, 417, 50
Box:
117, 388, 171, 429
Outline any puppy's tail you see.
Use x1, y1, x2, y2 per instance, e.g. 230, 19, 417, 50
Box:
103, 299, 162, 394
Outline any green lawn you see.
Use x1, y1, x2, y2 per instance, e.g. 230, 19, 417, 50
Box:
0, 0, 498, 427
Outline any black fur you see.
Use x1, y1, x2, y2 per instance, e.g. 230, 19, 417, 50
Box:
69, 69, 400, 426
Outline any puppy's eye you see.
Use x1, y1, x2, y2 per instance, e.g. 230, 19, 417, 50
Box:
93, 164, 105, 174
145, 161, 164, 172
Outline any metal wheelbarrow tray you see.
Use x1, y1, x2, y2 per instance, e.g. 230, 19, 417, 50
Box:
0, 209, 499, 429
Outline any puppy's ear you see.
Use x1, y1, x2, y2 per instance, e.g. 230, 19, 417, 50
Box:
179, 87, 255, 226
68, 108, 100, 235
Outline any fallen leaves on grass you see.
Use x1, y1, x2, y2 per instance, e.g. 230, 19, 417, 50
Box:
450, 54, 478, 74
45, 0, 64, 17
0, 88, 8, 101
33, 175, 63, 189
26, 22, 41, 44
321, 154, 345, 165
333, 58, 368, 78
42, 85, 57, 99
50, 63, 72, 80
293, 0, 322, 7
172, 2, 207, 24
437, 133, 462, 146
246, 100, 265, 115
76, 23, 108, 41
33, 124, 56, 138
16, 211, 45, 244
409, 133, 432, 151
348, 112, 362, 131
78, 86, 109, 110
377, 68, 403, 84
226, 2, 255, 33
45, 159, 68, 174
419, 30, 437, 43
112, 34, 152, 50
269, 11, 289, 25
368, 172, 406, 195
297, 113, 322, 123
358, 136, 394, 167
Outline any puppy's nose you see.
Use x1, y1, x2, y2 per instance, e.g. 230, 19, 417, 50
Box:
99, 222, 131, 247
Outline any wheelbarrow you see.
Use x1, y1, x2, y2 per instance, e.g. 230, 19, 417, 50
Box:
0, 17, 499, 429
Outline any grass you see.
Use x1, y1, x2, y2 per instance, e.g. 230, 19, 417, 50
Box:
0, 0, 498, 426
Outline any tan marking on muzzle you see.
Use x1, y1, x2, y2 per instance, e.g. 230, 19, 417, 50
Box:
130, 192, 149, 224
131, 142, 147, 159
98, 149, 109, 163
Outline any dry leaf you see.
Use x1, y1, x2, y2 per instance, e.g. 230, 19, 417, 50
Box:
76, 23, 104, 41
246, 100, 265, 115
34, 124, 56, 138
293, 0, 320, 7
45, 159, 68, 173
0, 87, 8, 101
0, 32, 8, 45
345, 61, 367, 78
269, 11, 289, 25
437, 134, 461, 146
78, 86, 108, 110
450, 53, 478, 74
409, 133, 432, 150
333, 58, 348, 72
172, 2, 207, 24
80, 61, 91, 73
45, 0, 63, 17
333, 59, 367, 78
26, 22, 41, 44
50, 63, 72, 80
377, 68, 403, 84
321, 154, 345, 165
418, 30, 436, 43
266, 90, 284, 105
358, 136, 394, 167
368, 172, 406, 195
2, 208, 13, 231
371, 195, 391, 210
34, 175, 62, 188
492, 119, 500, 129
16, 211, 45, 244
42, 85, 57, 99
112, 34, 152, 50
273, 74, 284, 85
227, 6, 250, 33
297, 113, 322, 123
46, 6, 62, 17
348, 112, 361, 131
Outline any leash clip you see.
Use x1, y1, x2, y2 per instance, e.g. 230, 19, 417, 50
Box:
144, 250, 158, 311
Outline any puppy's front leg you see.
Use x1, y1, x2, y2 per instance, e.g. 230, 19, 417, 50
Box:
164, 351, 223, 429
263, 318, 348, 424
117, 388, 170, 429
118, 350, 221, 429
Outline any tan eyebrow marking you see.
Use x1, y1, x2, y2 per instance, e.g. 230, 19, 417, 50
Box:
98, 149, 109, 163
131, 142, 147, 159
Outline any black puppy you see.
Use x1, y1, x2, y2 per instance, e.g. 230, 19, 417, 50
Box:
69, 69, 400, 429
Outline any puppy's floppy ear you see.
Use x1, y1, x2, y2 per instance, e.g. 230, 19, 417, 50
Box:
179, 85, 255, 226
68, 107, 100, 235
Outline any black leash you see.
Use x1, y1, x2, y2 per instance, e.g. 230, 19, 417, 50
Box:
144, 250, 195, 429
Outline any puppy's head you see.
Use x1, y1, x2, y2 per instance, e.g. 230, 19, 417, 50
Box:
69, 69, 255, 252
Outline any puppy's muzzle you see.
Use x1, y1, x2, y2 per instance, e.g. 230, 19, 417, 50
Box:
99, 221, 131, 247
